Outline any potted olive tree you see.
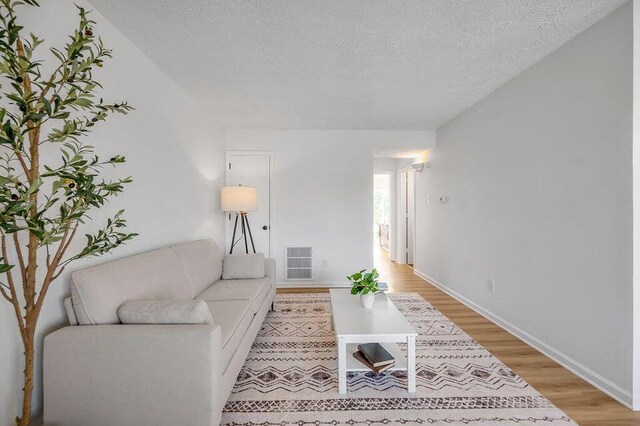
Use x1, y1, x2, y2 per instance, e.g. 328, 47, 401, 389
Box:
0, 2, 135, 424
348, 268, 380, 309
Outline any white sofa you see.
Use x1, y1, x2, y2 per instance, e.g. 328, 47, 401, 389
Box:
43, 239, 275, 426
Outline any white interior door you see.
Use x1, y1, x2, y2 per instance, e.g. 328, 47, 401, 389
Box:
406, 169, 415, 265
225, 153, 272, 256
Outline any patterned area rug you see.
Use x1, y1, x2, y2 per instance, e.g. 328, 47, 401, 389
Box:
222, 293, 576, 425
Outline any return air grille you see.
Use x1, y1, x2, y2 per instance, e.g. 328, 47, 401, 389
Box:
285, 246, 313, 281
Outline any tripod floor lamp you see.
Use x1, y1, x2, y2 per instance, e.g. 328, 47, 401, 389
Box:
221, 186, 258, 254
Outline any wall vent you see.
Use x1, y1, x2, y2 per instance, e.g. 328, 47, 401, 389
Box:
285, 246, 313, 281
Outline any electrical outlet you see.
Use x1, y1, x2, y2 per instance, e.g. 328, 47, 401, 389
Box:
487, 279, 495, 294
321, 259, 328, 268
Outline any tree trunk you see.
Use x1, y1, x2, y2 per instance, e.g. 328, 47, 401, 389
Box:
16, 333, 34, 426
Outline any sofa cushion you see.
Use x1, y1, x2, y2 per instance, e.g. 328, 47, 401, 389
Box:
222, 253, 265, 279
171, 239, 224, 297
197, 277, 271, 315
206, 300, 253, 371
118, 300, 213, 324
71, 247, 191, 325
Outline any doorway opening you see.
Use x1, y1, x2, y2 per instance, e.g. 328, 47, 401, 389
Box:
373, 174, 391, 252
373, 173, 392, 278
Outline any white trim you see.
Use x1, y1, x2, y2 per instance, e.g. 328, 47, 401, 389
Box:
633, 0, 640, 411
225, 151, 275, 257
413, 268, 635, 409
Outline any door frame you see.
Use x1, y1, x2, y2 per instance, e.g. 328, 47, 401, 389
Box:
225, 150, 274, 257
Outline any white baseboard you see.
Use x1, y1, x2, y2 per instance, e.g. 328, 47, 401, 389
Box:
276, 281, 350, 289
413, 268, 634, 410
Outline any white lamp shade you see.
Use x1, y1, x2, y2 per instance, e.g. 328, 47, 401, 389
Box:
221, 186, 257, 212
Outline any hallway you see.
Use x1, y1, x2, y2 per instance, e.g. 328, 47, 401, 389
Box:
363, 246, 640, 425
373, 245, 421, 292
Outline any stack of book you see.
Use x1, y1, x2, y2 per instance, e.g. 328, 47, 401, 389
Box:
353, 343, 395, 373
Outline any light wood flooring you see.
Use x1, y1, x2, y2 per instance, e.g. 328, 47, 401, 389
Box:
278, 246, 640, 425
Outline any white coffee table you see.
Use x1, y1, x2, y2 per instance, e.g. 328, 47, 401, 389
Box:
329, 289, 418, 394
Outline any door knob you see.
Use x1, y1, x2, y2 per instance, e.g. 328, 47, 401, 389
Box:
262, 225, 269, 230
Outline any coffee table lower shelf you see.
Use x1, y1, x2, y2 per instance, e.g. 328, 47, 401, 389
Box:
346, 343, 408, 372
337, 335, 416, 394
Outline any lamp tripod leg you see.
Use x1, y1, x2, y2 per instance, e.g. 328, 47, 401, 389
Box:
241, 213, 249, 254
229, 213, 240, 254
245, 215, 256, 253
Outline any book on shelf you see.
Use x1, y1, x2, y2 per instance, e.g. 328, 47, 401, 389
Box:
352, 350, 395, 373
357, 343, 395, 367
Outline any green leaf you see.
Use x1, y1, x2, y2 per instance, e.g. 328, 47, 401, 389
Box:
1, 222, 23, 233
51, 111, 70, 119
42, 97, 52, 115
0, 263, 14, 273
73, 97, 92, 108
0, 255, 14, 273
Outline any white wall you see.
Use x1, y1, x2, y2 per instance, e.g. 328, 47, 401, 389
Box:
416, 3, 633, 406
226, 130, 434, 286
0, 1, 225, 423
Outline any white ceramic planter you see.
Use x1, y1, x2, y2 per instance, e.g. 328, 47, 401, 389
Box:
360, 292, 375, 309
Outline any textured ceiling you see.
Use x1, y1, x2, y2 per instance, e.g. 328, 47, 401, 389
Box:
88, 0, 626, 130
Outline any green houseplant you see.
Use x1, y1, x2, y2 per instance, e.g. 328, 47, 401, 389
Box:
347, 268, 379, 309
0, 2, 135, 424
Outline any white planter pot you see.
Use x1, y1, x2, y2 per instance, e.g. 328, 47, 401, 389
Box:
360, 293, 375, 309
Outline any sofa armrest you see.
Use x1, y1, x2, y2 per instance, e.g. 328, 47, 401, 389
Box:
265, 257, 276, 286
44, 324, 223, 426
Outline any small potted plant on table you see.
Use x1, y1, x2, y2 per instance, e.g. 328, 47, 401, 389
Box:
348, 268, 380, 309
